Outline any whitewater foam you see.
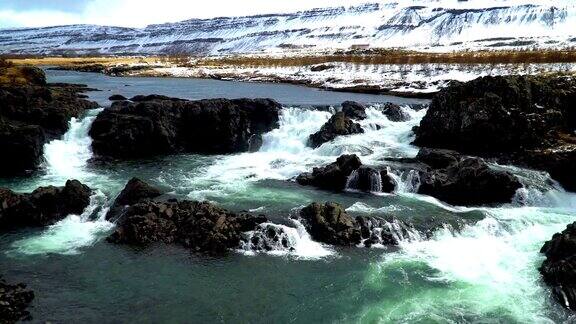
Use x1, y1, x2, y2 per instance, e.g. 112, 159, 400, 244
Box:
239, 220, 334, 259
9, 191, 114, 256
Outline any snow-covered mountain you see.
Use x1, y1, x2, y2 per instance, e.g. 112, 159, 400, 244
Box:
1, 0, 575, 55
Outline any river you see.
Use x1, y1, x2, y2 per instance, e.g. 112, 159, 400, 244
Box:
0, 70, 574, 323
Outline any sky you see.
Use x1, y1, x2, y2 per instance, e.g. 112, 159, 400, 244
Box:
0, 0, 371, 28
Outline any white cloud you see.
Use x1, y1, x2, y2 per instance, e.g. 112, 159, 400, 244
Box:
1, 0, 372, 28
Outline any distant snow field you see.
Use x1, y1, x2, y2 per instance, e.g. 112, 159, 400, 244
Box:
131, 62, 576, 95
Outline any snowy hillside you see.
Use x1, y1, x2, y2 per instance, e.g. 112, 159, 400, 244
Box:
1, 0, 575, 55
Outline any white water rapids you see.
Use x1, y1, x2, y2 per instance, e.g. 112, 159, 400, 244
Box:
6, 102, 576, 322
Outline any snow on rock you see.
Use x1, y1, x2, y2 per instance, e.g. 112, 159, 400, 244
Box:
1, 1, 576, 55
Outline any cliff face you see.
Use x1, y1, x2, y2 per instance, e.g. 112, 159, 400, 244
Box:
1, 1, 575, 55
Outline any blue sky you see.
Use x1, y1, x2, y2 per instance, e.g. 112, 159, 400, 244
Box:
0, 0, 368, 28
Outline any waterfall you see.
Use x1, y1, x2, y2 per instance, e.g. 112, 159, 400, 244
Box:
10, 191, 114, 256
42, 108, 103, 183
239, 220, 333, 259
389, 169, 421, 193
9, 108, 116, 256
345, 167, 384, 193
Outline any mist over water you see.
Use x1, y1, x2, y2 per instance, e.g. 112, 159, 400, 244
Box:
1, 72, 574, 323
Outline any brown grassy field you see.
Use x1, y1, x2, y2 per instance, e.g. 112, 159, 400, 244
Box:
6, 56, 161, 67
4, 49, 576, 71
0, 58, 44, 86
195, 49, 576, 67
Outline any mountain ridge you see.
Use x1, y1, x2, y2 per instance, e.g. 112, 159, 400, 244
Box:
1, 1, 575, 56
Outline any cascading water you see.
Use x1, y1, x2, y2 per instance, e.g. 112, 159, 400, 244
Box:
42, 108, 103, 184
10, 190, 113, 255
239, 220, 333, 259
345, 168, 384, 193
9, 108, 115, 256
187, 104, 424, 197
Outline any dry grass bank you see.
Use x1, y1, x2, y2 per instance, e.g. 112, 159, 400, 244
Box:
195, 49, 576, 67
5, 50, 576, 70
6, 56, 161, 67
0, 58, 45, 86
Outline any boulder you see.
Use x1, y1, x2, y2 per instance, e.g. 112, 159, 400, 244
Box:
380, 169, 397, 193
341, 101, 367, 120
310, 64, 335, 72
299, 202, 361, 245
414, 75, 576, 152
416, 149, 522, 206
296, 155, 396, 193
0, 276, 35, 323
106, 177, 163, 221
108, 94, 127, 101
381, 103, 410, 122
540, 222, 576, 311
89, 97, 281, 158
107, 179, 267, 254
299, 202, 414, 247
413, 75, 576, 190
347, 166, 396, 193
0, 68, 98, 176
308, 112, 363, 148
0, 180, 92, 230
240, 224, 294, 252
296, 154, 362, 191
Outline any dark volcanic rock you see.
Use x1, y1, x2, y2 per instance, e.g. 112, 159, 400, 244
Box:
413, 75, 576, 190
297, 154, 396, 193
106, 177, 163, 221
381, 103, 410, 122
0, 276, 35, 323
511, 147, 576, 192
415, 75, 575, 151
299, 202, 361, 245
108, 94, 127, 101
341, 101, 367, 120
296, 154, 362, 191
50, 64, 106, 74
347, 166, 396, 193
89, 97, 281, 158
0, 67, 98, 176
299, 202, 414, 247
107, 179, 267, 254
0, 180, 92, 230
308, 112, 364, 148
129, 94, 184, 102
310, 64, 335, 72
540, 222, 576, 311
416, 149, 522, 206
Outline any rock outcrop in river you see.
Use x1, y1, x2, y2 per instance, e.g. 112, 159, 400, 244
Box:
415, 149, 522, 206
89, 97, 281, 159
0, 276, 35, 323
0, 66, 98, 176
308, 112, 364, 148
107, 179, 267, 254
414, 75, 576, 191
341, 101, 367, 120
0, 180, 92, 231
540, 222, 576, 311
296, 154, 396, 193
106, 177, 163, 221
299, 202, 414, 247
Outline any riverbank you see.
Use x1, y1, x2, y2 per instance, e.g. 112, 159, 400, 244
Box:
8, 50, 576, 98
